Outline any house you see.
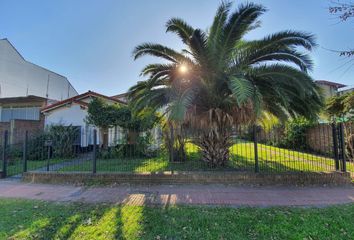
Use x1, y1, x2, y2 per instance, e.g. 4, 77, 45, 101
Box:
338, 85, 354, 95
0, 38, 78, 100
0, 95, 56, 144
111, 93, 128, 103
315, 80, 346, 99
41, 91, 126, 147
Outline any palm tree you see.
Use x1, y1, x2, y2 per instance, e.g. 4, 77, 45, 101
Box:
129, 2, 323, 167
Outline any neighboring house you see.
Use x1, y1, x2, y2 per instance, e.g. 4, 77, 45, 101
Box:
0, 38, 78, 100
315, 80, 346, 99
41, 91, 126, 147
111, 93, 128, 103
0, 95, 56, 144
338, 85, 354, 95
0, 38, 79, 142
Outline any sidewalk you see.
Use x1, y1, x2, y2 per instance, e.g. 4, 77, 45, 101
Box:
0, 179, 353, 207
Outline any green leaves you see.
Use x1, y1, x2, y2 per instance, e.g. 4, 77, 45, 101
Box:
166, 18, 194, 44
87, 98, 158, 131
229, 76, 253, 105
326, 91, 354, 119
168, 88, 196, 122
86, 98, 120, 129
133, 43, 190, 63
220, 2, 266, 63
130, 1, 321, 126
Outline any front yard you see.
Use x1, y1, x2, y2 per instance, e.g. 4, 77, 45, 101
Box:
0, 199, 353, 240
58, 142, 354, 173
2, 142, 353, 176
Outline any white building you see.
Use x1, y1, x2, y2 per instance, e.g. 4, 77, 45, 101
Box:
315, 80, 346, 99
41, 91, 125, 147
0, 38, 78, 100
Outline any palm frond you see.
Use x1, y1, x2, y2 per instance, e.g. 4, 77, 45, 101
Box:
220, 3, 266, 61
168, 88, 196, 122
248, 31, 317, 51
133, 43, 193, 64
228, 76, 253, 105
166, 18, 194, 44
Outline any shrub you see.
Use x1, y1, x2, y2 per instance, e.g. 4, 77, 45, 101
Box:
115, 132, 157, 158
279, 117, 314, 150
46, 125, 80, 158
27, 132, 47, 161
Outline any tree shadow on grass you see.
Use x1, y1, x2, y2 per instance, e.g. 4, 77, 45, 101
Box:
229, 153, 323, 173
2, 201, 111, 240
58, 147, 331, 173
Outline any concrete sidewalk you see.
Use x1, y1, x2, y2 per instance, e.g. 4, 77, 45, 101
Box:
0, 179, 353, 207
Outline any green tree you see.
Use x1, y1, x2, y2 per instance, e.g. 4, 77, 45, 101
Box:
129, 2, 323, 167
87, 98, 158, 146
326, 91, 354, 121
326, 91, 354, 161
86, 98, 122, 148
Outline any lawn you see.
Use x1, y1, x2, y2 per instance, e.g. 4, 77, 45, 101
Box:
0, 199, 353, 240
4, 141, 352, 174
2, 158, 76, 177
58, 141, 354, 173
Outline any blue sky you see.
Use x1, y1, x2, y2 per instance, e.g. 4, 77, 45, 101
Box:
0, 0, 353, 95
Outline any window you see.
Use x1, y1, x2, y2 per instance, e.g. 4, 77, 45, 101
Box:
0, 107, 40, 122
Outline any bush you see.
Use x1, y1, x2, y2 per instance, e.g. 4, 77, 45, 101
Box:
279, 117, 314, 150
115, 133, 157, 158
98, 132, 159, 159
27, 132, 47, 161
46, 125, 80, 158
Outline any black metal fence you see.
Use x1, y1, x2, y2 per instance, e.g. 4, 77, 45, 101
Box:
0, 122, 353, 178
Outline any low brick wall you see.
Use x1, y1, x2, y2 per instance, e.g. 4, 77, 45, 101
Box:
22, 171, 352, 186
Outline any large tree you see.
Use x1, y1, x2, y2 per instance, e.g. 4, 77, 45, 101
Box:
129, 2, 323, 167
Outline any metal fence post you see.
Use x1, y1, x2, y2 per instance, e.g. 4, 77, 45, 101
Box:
23, 131, 28, 172
46, 145, 51, 171
93, 129, 97, 174
170, 124, 174, 162
2, 131, 8, 178
253, 125, 259, 173
339, 122, 346, 172
332, 123, 340, 171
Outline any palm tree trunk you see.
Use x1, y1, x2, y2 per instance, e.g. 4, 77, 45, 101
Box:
164, 123, 187, 162
198, 126, 231, 167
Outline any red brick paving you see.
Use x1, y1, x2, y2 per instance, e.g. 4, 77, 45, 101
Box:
0, 179, 353, 207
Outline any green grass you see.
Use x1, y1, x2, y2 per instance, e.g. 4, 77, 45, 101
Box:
4, 141, 352, 174
4, 158, 74, 176
0, 199, 353, 240
59, 141, 354, 173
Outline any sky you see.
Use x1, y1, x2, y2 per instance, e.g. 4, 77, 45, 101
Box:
0, 0, 353, 96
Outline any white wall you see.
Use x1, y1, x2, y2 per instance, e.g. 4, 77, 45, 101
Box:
44, 103, 128, 147
45, 104, 87, 126
0, 39, 78, 100
44, 104, 98, 146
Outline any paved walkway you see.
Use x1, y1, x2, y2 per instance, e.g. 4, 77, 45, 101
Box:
0, 179, 353, 207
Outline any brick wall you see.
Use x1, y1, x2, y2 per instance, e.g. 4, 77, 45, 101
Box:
0, 122, 10, 133
22, 171, 352, 186
0, 117, 44, 144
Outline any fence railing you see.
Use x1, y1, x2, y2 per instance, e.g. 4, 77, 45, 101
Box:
0, 122, 353, 178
